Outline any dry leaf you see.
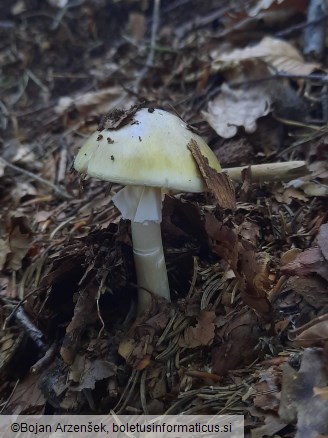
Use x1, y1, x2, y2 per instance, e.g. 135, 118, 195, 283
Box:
281, 247, 328, 282
187, 139, 236, 209
211, 308, 260, 374
253, 367, 281, 411
7, 216, 33, 271
302, 182, 328, 197
240, 251, 273, 319
284, 276, 328, 309
202, 81, 271, 138
73, 358, 116, 391
179, 310, 215, 348
55, 86, 133, 119
4, 372, 46, 414
294, 320, 328, 348
212, 37, 319, 76
274, 186, 308, 204
204, 214, 239, 270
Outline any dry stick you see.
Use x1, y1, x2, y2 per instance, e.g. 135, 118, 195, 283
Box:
222, 161, 308, 183
30, 341, 57, 374
0, 157, 73, 200
275, 13, 328, 37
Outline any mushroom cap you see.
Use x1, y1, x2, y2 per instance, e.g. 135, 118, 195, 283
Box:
74, 108, 221, 192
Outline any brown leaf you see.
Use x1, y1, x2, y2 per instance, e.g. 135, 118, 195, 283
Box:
240, 251, 273, 319
7, 216, 33, 272
179, 310, 215, 348
284, 276, 328, 310
238, 219, 261, 249
211, 308, 260, 374
55, 86, 133, 119
4, 372, 46, 414
254, 367, 281, 411
204, 214, 239, 270
187, 139, 236, 209
274, 186, 308, 204
73, 358, 117, 391
294, 319, 328, 348
281, 247, 328, 282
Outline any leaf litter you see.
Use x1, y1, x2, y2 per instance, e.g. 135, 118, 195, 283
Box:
0, 0, 328, 436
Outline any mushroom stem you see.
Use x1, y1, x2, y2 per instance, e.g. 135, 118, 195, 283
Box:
131, 221, 170, 313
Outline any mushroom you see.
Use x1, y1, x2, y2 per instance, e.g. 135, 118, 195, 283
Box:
74, 107, 221, 313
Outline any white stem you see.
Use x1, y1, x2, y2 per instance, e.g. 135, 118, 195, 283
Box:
131, 221, 171, 313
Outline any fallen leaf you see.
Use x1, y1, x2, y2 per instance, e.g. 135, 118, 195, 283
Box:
274, 186, 308, 204
280, 248, 303, 265
7, 216, 33, 272
284, 276, 328, 310
240, 251, 273, 319
211, 308, 261, 374
204, 213, 239, 270
179, 310, 215, 348
72, 358, 116, 391
281, 247, 328, 282
253, 367, 281, 411
4, 372, 46, 414
302, 182, 328, 197
238, 219, 261, 249
55, 87, 134, 119
212, 37, 319, 76
294, 319, 328, 348
202, 81, 271, 138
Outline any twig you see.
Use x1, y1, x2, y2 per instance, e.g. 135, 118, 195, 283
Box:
15, 306, 46, 352
30, 341, 57, 374
230, 72, 328, 88
275, 12, 328, 38
0, 157, 73, 200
